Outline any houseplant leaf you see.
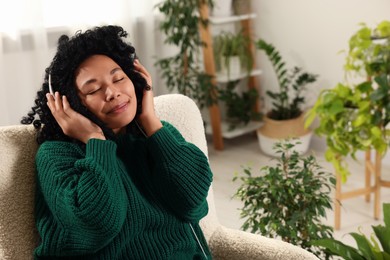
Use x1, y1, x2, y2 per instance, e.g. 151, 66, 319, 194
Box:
311, 239, 364, 260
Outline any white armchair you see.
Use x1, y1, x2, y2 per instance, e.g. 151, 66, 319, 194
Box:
0, 94, 318, 259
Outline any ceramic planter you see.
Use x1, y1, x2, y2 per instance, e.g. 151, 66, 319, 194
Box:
219, 55, 241, 77
257, 112, 313, 156
212, 0, 233, 17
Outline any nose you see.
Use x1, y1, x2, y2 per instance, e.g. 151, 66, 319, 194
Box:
105, 84, 120, 102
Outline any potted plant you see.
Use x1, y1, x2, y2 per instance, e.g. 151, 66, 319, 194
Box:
312, 203, 390, 259
213, 30, 253, 79
233, 139, 335, 259
217, 80, 261, 129
232, 0, 252, 15
155, 0, 217, 109
305, 20, 390, 182
255, 39, 318, 156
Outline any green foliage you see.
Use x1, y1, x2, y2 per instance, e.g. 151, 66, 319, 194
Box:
213, 30, 253, 77
218, 80, 262, 129
233, 139, 335, 259
305, 20, 390, 182
155, 0, 216, 108
256, 39, 318, 120
313, 203, 390, 260
345, 21, 390, 77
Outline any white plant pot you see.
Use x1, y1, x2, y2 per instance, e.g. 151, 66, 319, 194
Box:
212, 0, 233, 17
220, 56, 241, 77
257, 130, 313, 157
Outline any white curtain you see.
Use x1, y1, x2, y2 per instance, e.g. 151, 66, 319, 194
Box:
0, 0, 172, 126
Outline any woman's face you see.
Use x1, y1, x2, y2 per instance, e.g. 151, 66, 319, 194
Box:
75, 54, 137, 133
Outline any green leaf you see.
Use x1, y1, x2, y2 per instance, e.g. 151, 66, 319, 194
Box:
384, 204, 390, 230
356, 81, 373, 93
373, 225, 390, 254
371, 126, 382, 139
312, 239, 365, 260
353, 114, 367, 127
328, 99, 344, 115
374, 74, 389, 90
350, 232, 376, 259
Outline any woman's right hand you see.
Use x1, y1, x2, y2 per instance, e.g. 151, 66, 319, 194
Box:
46, 92, 105, 143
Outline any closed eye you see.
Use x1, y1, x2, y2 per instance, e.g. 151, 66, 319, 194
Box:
87, 88, 101, 95
114, 77, 125, 83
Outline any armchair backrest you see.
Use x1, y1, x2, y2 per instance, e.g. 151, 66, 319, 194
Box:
0, 94, 219, 259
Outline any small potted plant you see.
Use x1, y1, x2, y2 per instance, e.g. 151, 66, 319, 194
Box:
255, 39, 318, 156
305, 20, 390, 182
217, 80, 262, 129
312, 203, 390, 259
213, 30, 253, 79
232, 0, 252, 15
233, 139, 335, 259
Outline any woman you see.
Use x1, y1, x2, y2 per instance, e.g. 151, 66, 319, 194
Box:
22, 25, 212, 259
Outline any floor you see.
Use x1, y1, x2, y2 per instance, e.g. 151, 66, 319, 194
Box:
207, 133, 390, 248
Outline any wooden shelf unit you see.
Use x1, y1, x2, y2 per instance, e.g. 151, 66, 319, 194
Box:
198, 3, 261, 150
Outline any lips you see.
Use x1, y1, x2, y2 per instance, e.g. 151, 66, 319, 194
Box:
108, 102, 129, 114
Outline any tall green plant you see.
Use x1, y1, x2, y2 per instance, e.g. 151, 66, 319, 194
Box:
233, 139, 335, 259
313, 203, 390, 260
256, 39, 318, 120
155, 0, 216, 108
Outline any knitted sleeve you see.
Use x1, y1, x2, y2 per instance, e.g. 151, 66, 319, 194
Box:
146, 122, 213, 222
35, 139, 128, 255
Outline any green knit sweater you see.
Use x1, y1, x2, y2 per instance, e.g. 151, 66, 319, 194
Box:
34, 121, 213, 259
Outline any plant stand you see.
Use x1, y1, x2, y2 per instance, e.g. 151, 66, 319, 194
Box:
334, 149, 390, 230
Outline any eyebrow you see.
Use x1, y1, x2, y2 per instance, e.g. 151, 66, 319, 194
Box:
81, 67, 123, 88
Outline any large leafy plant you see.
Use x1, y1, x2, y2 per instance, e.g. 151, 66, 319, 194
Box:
155, 0, 216, 108
313, 203, 390, 259
256, 39, 318, 120
233, 139, 335, 259
305, 20, 390, 182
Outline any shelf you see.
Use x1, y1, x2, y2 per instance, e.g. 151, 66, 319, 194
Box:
209, 13, 257, 24
205, 120, 263, 139
216, 69, 262, 83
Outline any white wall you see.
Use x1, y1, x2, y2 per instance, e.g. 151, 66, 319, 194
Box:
251, 0, 390, 153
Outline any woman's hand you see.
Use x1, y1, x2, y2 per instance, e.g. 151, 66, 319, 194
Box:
46, 92, 105, 143
133, 59, 162, 136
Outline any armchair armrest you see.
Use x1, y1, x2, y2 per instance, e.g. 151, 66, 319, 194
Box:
208, 226, 319, 260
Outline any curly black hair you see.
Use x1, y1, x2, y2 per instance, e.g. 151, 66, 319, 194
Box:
21, 25, 148, 144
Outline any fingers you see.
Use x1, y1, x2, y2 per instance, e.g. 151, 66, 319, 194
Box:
54, 92, 64, 112
46, 92, 71, 125
133, 59, 152, 87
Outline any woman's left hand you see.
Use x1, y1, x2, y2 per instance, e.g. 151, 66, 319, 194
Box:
133, 59, 162, 136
